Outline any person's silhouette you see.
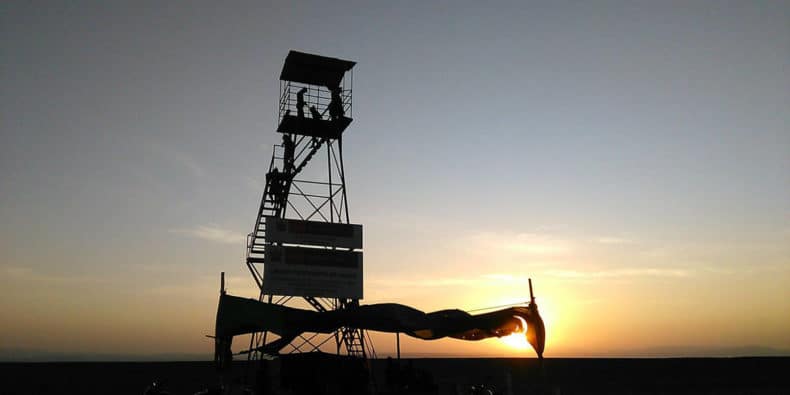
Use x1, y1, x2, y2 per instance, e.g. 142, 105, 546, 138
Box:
282, 134, 295, 173
296, 87, 307, 118
309, 105, 322, 120
328, 85, 344, 120
266, 167, 282, 203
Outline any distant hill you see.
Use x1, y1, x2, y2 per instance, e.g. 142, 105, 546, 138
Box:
606, 345, 790, 358
2, 345, 787, 362
0, 348, 210, 362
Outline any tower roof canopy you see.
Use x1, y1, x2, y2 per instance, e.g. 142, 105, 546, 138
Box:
280, 50, 356, 87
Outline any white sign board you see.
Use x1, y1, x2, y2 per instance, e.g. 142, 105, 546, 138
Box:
265, 217, 362, 249
262, 246, 363, 299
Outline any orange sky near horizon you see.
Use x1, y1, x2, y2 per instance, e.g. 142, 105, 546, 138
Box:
2, 225, 787, 359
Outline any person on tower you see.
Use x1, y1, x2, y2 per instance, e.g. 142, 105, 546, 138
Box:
309, 105, 323, 120
296, 87, 308, 118
266, 167, 282, 205
308, 105, 323, 148
282, 133, 295, 173
328, 85, 345, 120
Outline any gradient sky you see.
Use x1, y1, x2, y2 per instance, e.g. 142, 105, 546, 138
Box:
1, 1, 788, 360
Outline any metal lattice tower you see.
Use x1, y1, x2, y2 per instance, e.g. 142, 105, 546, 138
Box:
243, 51, 373, 364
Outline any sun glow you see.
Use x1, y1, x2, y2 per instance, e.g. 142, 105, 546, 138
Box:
499, 316, 530, 350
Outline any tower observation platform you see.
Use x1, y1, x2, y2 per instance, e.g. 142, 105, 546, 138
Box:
276, 51, 355, 139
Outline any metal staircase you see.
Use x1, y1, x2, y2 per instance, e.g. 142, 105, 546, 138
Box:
246, 137, 327, 270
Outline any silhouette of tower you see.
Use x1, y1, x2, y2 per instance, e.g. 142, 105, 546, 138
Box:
244, 51, 372, 363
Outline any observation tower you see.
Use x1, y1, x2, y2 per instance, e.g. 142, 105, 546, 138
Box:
243, 51, 372, 363
212, 50, 545, 395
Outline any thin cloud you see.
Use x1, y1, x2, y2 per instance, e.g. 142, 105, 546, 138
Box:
545, 268, 691, 279
368, 276, 478, 288
2, 265, 33, 277
469, 232, 572, 257
148, 142, 206, 179
2, 265, 108, 285
145, 274, 247, 296
170, 225, 245, 245
481, 273, 532, 283
370, 272, 533, 288
594, 237, 632, 244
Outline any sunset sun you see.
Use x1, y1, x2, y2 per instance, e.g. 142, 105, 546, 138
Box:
499, 316, 530, 350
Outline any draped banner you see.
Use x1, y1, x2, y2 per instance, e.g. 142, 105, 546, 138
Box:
214, 293, 545, 363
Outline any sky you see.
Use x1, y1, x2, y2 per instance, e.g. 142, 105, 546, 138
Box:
1, 1, 788, 360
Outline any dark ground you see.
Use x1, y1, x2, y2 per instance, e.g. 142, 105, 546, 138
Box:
1, 357, 788, 395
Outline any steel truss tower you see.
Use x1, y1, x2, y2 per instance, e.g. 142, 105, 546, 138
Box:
244, 51, 373, 363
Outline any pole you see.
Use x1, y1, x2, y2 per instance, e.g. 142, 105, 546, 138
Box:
396, 332, 401, 361
529, 278, 535, 304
